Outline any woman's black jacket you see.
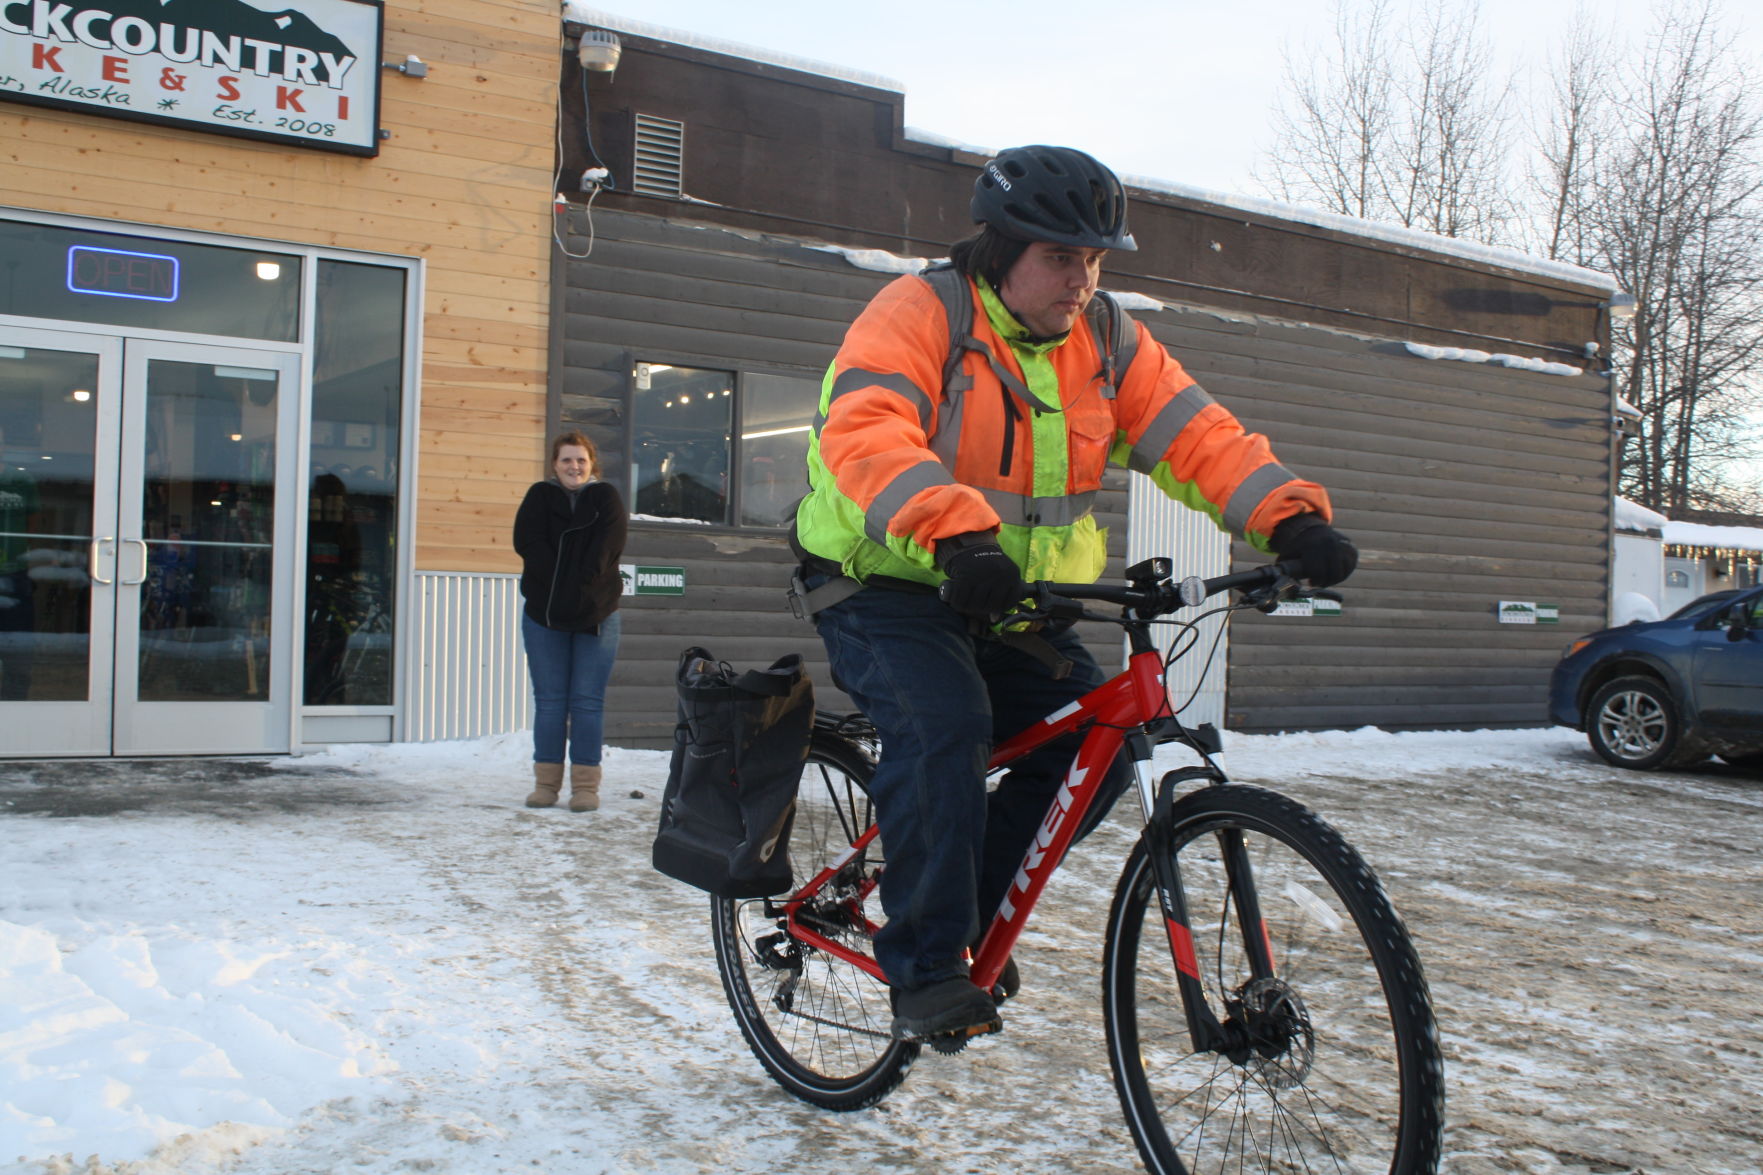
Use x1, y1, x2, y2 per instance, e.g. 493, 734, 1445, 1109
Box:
513, 480, 629, 631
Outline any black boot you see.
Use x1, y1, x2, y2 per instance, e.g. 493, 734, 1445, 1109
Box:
889, 977, 1001, 1041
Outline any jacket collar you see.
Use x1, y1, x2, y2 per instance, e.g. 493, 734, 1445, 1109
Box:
976, 275, 1072, 353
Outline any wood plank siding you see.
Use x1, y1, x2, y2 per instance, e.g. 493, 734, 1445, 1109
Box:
562, 207, 1612, 744
1139, 312, 1612, 730
558, 209, 1128, 746
548, 25, 1617, 739
0, 0, 561, 574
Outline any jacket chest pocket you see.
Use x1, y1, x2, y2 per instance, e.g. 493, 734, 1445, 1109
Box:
1065, 396, 1116, 490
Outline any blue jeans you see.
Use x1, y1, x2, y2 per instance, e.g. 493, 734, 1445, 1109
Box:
813, 581, 1119, 990
522, 611, 622, 765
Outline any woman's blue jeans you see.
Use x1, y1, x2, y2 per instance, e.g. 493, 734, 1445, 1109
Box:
522, 611, 622, 765
813, 581, 1117, 990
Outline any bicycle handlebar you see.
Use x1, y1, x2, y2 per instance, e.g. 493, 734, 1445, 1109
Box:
1030, 558, 1310, 620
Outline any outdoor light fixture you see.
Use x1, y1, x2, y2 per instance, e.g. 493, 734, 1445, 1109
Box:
1606, 292, 1637, 320
578, 29, 621, 72
255, 262, 281, 281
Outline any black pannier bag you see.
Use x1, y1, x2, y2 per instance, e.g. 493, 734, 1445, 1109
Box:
652, 646, 814, 897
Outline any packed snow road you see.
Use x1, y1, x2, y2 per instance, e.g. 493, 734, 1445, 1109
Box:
2, 727, 1760, 1174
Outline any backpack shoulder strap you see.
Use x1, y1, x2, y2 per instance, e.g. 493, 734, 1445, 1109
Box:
920, 263, 975, 398
1084, 290, 1140, 400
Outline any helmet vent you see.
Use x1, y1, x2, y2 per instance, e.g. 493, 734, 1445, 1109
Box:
632, 112, 685, 199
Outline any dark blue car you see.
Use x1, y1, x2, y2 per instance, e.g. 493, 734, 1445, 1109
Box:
1548, 585, 1763, 769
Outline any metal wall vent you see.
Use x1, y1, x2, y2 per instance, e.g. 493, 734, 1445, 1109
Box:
632, 113, 685, 198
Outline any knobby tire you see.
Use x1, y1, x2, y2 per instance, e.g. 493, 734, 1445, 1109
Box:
1103, 784, 1444, 1174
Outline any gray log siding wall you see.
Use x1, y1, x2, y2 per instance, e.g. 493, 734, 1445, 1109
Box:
560, 210, 1611, 746
1137, 312, 1613, 731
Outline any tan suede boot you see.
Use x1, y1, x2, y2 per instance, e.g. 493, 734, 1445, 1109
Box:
526, 761, 564, 808
568, 763, 602, 812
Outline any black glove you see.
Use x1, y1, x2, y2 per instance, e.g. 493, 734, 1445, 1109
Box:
1270, 513, 1358, 587
936, 533, 1026, 619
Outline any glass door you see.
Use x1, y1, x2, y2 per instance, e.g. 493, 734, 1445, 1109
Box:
113, 342, 299, 754
0, 329, 299, 756
0, 327, 123, 754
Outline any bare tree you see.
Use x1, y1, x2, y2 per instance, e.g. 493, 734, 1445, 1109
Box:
1261, 0, 1515, 241
1562, 1, 1763, 512
1527, 9, 1611, 262
1260, 0, 1398, 221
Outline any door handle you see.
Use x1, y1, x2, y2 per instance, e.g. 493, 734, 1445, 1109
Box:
89, 537, 115, 585
120, 538, 149, 586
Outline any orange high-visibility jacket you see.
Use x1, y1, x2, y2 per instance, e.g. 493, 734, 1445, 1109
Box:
795, 270, 1331, 587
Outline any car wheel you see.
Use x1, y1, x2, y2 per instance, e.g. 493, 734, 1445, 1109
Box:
1586, 675, 1698, 770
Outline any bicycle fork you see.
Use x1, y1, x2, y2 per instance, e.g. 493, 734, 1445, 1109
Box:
1139, 765, 1280, 1062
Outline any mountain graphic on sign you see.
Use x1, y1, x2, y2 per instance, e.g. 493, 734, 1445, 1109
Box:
105, 0, 359, 85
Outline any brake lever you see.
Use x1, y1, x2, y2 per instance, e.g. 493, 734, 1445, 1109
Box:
1247, 570, 1304, 613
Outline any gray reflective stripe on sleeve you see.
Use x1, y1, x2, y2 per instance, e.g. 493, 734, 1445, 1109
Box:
826, 368, 934, 436
1223, 463, 1298, 535
976, 487, 1098, 528
863, 461, 956, 546
1127, 382, 1218, 474
929, 383, 964, 466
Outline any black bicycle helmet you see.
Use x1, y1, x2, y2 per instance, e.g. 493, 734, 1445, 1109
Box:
971, 145, 1137, 251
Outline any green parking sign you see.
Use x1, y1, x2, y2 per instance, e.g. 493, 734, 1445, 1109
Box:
620, 564, 686, 596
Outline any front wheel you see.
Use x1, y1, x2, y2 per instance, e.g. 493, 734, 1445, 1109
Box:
710, 730, 917, 1110
1586, 674, 1699, 770
1103, 784, 1444, 1175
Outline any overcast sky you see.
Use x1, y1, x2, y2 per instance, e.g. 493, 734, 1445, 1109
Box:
580, 0, 1761, 201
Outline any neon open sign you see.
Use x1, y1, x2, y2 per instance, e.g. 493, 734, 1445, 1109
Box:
66, 246, 180, 302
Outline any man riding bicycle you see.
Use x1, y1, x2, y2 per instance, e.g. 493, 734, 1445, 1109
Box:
793, 144, 1358, 1041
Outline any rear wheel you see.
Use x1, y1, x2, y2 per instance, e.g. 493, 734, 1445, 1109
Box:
1587, 675, 1698, 770
710, 730, 917, 1110
1103, 785, 1444, 1175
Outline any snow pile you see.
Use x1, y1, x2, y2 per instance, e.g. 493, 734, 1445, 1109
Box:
1403, 342, 1584, 377
0, 922, 389, 1167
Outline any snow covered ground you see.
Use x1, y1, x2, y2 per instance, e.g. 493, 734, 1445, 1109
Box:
3, 727, 1761, 1174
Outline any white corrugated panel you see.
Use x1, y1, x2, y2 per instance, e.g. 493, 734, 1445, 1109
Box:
407, 572, 530, 742
1126, 477, 1230, 728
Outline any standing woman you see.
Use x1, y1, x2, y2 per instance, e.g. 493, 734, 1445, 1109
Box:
514, 431, 628, 812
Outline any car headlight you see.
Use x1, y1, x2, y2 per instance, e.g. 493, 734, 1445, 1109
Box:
1561, 638, 1594, 659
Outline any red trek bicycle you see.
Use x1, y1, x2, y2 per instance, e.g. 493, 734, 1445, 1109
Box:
711, 557, 1445, 1175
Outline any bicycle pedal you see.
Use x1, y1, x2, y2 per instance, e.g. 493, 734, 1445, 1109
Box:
913, 1015, 1003, 1052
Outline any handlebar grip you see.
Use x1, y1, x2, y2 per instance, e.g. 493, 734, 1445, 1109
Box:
1199, 559, 1305, 598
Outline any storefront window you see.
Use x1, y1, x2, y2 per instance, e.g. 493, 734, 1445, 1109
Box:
628, 363, 815, 527
0, 220, 300, 342
305, 261, 404, 706
632, 363, 732, 522
739, 373, 815, 527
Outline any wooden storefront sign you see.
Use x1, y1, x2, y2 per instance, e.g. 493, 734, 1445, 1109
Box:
0, 0, 383, 155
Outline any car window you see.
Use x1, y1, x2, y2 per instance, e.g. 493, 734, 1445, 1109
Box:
1668, 591, 1740, 620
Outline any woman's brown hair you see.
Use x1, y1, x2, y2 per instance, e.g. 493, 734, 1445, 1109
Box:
550, 430, 599, 474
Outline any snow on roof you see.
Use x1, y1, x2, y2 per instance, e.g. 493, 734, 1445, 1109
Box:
1123, 173, 1620, 293
566, 8, 1617, 294
1403, 342, 1584, 378
805, 245, 1169, 313
563, 4, 903, 93
807, 244, 933, 275
1663, 519, 1763, 552
1615, 496, 1668, 534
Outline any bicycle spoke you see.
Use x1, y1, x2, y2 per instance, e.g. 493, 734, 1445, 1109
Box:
712, 733, 916, 1111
